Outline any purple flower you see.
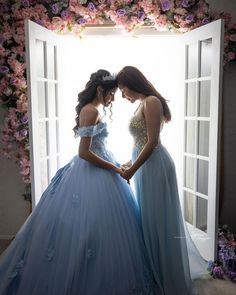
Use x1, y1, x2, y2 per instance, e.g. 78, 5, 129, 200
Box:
21, 115, 29, 124
181, 0, 192, 8
137, 10, 145, 20
35, 19, 44, 26
88, 2, 96, 11
61, 10, 69, 19
202, 17, 210, 25
160, 0, 171, 12
185, 14, 194, 23
51, 3, 60, 15
212, 266, 224, 279
77, 17, 86, 24
20, 129, 28, 137
0, 65, 9, 74
22, 0, 30, 7
10, 77, 18, 85
0, 36, 5, 45
228, 271, 236, 280
116, 8, 126, 17
0, 4, 10, 13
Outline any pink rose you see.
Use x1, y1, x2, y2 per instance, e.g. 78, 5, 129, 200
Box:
229, 34, 236, 42
228, 51, 235, 61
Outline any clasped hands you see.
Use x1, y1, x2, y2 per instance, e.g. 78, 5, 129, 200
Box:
118, 160, 134, 184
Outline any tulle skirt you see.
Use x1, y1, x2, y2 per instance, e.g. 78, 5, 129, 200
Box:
0, 155, 162, 295
132, 144, 208, 295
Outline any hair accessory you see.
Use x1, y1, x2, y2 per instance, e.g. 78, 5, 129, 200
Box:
102, 73, 117, 81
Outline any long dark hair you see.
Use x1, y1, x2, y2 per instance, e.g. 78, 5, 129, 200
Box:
73, 69, 117, 134
116, 66, 171, 122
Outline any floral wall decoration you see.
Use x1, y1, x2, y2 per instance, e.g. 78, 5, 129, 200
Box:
0, 0, 236, 201
208, 225, 236, 281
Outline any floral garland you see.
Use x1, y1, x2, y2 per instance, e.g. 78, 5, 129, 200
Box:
0, 0, 236, 201
208, 225, 236, 281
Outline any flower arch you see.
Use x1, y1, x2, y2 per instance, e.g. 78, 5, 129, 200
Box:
0, 0, 236, 200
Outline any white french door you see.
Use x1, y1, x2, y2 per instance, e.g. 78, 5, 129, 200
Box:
25, 19, 224, 262
180, 19, 224, 261
25, 20, 64, 208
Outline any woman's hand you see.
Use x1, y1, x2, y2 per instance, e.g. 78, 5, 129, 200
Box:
121, 160, 132, 170
112, 165, 123, 174
121, 166, 135, 182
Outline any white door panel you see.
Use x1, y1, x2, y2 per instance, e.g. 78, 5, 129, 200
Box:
25, 20, 64, 207
180, 19, 224, 260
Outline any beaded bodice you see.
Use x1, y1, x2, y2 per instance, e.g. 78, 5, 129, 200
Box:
129, 108, 163, 150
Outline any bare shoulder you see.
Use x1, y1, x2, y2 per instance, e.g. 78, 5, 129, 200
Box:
80, 104, 99, 127
144, 96, 162, 109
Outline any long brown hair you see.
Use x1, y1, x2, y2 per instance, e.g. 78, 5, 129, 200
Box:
116, 66, 171, 122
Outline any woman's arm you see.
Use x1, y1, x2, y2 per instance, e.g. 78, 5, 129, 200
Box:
121, 96, 162, 180
79, 106, 122, 174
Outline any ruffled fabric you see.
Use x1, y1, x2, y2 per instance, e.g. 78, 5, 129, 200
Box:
75, 122, 107, 138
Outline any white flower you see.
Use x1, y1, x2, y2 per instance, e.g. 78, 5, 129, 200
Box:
78, 0, 87, 4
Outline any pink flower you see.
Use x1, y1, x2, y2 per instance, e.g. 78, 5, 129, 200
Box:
232, 23, 236, 30
230, 34, 236, 42
227, 51, 235, 61
20, 167, 30, 176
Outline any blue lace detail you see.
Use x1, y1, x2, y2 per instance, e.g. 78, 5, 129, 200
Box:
75, 122, 112, 161
75, 122, 107, 138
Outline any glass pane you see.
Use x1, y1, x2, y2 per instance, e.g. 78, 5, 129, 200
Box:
184, 156, 195, 190
198, 121, 209, 157
185, 82, 196, 116
57, 155, 60, 169
197, 159, 208, 195
184, 191, 194, 225
39, 121, 49, 157
55, 84, 59, 117
199, 81, 210, 117
36, 40, 45, 78
47, 44, 56, 80
56, 120, 60, 153
187, 43, 198, 79
48, 83, 56, 118
196, 197, 208, 232
37, 81, 47, 118
49, 120, 57, 155
200, 38, 212, 77
185, 120, 196, 153
40, 159, 49, 193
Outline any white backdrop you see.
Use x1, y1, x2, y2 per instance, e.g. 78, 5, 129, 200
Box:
59, 33, 182, 173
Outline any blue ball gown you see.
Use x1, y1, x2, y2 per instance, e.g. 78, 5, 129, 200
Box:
129, 113, 208, 295
0, 122, 163, 295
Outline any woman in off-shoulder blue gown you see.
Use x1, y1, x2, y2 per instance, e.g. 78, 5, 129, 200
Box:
0, 70, 162, 295
117, 66, 208, 295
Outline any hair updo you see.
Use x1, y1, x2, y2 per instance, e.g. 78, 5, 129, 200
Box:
73, 69, 117, 134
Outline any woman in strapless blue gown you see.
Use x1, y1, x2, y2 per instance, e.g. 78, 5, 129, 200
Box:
117, 66, 208, 295
0, 70, 162, 295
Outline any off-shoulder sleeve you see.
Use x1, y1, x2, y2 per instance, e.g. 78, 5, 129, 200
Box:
75, 122, 106, 138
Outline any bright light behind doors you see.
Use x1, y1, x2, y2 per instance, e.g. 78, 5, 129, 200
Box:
60, 33, 182, 168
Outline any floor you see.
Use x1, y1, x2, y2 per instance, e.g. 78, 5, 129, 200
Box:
0, 239, 236, 294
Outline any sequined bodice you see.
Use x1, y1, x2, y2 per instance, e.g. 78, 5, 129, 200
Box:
129, 111, 163, 150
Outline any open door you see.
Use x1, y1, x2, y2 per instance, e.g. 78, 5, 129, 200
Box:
180, 19, 224, 261
25, 20, 64, 208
